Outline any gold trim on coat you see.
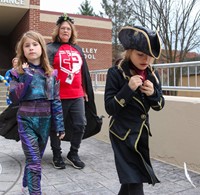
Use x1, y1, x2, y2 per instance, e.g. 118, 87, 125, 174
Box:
134, 121, 155, 184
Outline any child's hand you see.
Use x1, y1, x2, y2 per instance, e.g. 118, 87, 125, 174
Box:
128, 75, 143, 91
57, 131, 65, 140
22, 62, 34, 76
140, 80, 154, 96
22, 62, 29, 69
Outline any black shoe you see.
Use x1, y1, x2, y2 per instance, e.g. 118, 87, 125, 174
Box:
66, 152, 85, 169
52, 156, 66, 169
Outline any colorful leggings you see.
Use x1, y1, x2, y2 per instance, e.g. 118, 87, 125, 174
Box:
18, 115, 50, 195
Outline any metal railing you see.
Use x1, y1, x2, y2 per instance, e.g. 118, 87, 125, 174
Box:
90, 61, 200, 92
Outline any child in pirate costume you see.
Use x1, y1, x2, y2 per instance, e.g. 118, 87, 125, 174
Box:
9, 31, 65, 195
104, 26, 165, 194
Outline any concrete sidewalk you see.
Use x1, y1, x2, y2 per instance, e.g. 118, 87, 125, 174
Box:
0, 136, 200, 195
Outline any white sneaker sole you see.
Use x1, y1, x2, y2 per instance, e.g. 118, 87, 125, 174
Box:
65, 157, 84, 169
51, 161, 66, 169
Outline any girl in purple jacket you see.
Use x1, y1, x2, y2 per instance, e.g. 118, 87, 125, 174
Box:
9, 30, 65, 195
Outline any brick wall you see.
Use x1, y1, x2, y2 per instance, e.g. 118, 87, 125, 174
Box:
39, 11, 112, 70
29, 9, 40, 32
30, 0, 40, 5
0, 1, 112, 74
10, 11, 30, 51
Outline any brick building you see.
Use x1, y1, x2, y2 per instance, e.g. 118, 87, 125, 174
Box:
0, 0, 112, 75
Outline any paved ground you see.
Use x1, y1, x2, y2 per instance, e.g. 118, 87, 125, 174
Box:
0, 136, 200, 195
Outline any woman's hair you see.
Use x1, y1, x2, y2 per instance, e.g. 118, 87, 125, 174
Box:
51, 20, 77, 44
16, 30, 53, 76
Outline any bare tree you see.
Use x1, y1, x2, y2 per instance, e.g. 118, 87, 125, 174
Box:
101, 0, 136, 62
100, 0, 200, 95
100, 0, 200, 64
132, 0, 200, 63
130, 0, 200, 95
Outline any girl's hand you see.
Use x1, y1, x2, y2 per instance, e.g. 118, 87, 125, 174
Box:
128, 75, 143, 91
22, 62, 29, 69
140, 80, 154, 96
57, 131, 65, 140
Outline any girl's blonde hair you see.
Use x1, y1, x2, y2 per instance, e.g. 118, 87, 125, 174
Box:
16, 30, 53, 76
51, 21, 77, 44
120, 49, 159, 84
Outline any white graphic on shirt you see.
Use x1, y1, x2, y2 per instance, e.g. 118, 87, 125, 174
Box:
59, 49, 82, 84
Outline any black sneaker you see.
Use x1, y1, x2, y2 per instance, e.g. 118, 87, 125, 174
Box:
52, 156, 66, 169
66, 152, 85, 169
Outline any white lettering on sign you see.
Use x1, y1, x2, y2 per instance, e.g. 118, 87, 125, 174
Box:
0, 0, 25, 5
82, 48, 97, 60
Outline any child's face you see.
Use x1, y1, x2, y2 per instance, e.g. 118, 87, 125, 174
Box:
130, 49, 154, 70
23, 37, 42, 65
12, 59, 18, 69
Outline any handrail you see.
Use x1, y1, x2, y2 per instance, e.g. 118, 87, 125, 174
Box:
90, 61, 200, 92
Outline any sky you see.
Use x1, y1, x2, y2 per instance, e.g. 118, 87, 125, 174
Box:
40, 0, 104, 14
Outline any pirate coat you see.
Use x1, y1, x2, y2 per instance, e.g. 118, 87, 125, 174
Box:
104, 60, 165, 185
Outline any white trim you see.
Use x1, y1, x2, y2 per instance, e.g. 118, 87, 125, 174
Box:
43, 36, 111, 45
40, 13, 112, 29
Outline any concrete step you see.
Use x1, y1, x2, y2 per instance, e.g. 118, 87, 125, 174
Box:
0, 105, 8, 113
0, 100, 7, 106
0, 83, 9, 113
0, 90, 7, 94
0, 92, 7, 101
0, 82, 8, 87
0, 95, 7, 100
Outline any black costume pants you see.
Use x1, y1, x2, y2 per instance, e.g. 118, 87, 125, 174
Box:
50, 97, 86, 156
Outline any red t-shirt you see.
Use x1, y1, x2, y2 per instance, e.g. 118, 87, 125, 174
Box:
53, 44, 84, 99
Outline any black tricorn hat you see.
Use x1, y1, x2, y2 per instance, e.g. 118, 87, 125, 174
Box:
118, 26, 161, 59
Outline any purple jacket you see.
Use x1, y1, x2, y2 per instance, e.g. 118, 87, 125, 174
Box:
9, 64, 65, 133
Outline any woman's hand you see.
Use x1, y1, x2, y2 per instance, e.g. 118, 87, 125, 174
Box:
128, 75, 143, 91
140, 80, 154, 96
84, 92, 88, 102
